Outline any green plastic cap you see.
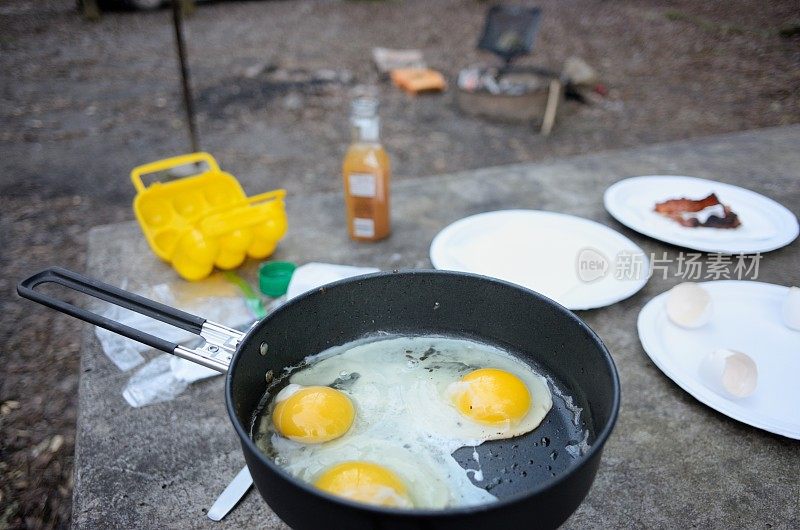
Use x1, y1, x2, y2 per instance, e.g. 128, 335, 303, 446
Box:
259, 261, 297, 297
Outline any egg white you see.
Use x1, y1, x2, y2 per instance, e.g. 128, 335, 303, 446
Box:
255, 335, 553, 509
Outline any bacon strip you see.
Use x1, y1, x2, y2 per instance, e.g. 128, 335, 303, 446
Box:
654, 193, 741, 229
654, 193, 721, 214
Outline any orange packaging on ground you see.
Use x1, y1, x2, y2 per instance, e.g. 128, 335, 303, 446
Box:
390, 68, 447, 94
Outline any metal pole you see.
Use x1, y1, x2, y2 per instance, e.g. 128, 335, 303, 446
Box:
171, 0, 199, 153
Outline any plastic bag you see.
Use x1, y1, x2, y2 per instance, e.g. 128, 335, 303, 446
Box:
120, 264, 379, 407
122, 350, 222, 408
94, 273, 254, 371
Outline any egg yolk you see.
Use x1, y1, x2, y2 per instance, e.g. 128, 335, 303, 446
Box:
272, 386, 355, 443
314, 461, 412, 508
452, 368, 531, 425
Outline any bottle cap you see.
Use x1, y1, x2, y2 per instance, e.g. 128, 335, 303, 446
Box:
259, 261, 297, 297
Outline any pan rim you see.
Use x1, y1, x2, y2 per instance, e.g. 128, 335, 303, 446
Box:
225, 269, 621, 518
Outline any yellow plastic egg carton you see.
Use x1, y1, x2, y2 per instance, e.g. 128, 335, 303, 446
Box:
131, 152, 287, 281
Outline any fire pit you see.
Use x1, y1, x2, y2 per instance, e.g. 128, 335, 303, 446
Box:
457, 5, 562, 132
456, 65, 560, 125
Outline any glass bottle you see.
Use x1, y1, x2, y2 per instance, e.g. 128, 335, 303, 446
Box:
341, 94, 391, 241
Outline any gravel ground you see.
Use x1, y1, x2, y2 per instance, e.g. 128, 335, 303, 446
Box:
1, 0, 798, 527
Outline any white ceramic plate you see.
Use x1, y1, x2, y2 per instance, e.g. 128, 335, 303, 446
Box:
604, 176, 799, 254
637, 280, 800, 439
429, 210, 649, 310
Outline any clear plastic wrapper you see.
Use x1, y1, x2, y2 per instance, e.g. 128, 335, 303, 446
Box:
91, 274, 257, 407
122, 350, 222, 408
94, 273, 255, 371
119, 264, 379, 407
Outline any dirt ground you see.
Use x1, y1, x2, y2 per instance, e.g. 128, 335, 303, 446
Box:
1, 0, 798, 527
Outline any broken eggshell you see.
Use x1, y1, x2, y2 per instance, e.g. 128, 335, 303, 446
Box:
665, 282, 712, 328
699, 348, 758, 399
781, 286, 800, 331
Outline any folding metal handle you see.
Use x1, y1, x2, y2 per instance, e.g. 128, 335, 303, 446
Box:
17, 267, 243, 373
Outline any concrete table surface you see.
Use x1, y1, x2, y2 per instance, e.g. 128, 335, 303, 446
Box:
74, 126, 800, 528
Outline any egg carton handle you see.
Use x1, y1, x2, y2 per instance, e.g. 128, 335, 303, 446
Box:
130, 152, 221, 193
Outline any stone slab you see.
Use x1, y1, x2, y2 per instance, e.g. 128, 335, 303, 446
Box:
75, 126, 800, 528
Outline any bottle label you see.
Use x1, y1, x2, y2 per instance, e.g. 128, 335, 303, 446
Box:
348, 172, 377, 198
352, 217, 375, 238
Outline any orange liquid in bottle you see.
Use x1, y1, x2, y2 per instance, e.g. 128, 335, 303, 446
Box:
342, 94, 391, 241
342, 143, 391, 241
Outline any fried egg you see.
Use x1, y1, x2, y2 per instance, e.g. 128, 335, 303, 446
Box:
314, 461, 413, 508
272, 385, 355, 443
254, 335, 553, 509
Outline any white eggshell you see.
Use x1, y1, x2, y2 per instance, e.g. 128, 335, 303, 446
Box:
665, 282, 712, 329
699, 348, 758, 399
781, 286, 800, 331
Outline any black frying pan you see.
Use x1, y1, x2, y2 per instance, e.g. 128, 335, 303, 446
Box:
18, 267, 619, 529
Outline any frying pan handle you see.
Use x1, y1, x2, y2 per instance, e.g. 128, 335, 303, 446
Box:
17, 267, 241, 373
